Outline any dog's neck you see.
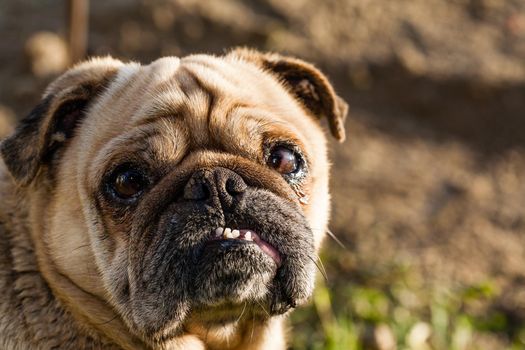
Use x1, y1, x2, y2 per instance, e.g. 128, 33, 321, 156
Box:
0, 164, 286, 350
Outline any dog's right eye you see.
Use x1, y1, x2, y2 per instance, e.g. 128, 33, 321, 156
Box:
268, 146, 302, 175
107, 166, 149, 201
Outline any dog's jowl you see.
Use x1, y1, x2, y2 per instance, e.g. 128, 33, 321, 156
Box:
0, 49, 347, 350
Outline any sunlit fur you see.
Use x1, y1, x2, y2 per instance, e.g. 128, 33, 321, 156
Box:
0, 50, 347, 349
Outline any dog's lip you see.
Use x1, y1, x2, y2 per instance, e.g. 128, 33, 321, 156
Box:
209, 227, 282, 266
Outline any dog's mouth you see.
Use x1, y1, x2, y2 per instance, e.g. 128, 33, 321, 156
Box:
125, 187, 316, 339
207, 227, 282, 267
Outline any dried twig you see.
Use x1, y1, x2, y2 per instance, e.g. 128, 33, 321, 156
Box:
67, 0, 89, 63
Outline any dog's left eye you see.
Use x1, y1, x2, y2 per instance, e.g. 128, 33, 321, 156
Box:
268, 146, 302, 175
108, 166, 149, 200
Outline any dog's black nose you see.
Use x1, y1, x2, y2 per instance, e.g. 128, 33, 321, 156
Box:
183, 167, 247, 207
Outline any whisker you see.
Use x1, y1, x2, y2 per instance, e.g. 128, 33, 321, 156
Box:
236, 302, 248, 323
94, 314, 118, 326
250, 314, 255, 343
317, 255, 329, 281
72, 243, 90, 252
326, 229, 346, 249
310, 227, 347, 250
309, 255, 329, 282
255, 300, 271, 318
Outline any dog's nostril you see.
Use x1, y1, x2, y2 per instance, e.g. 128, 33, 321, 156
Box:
183, 168, 247, 204
196, 183, 211, 200
183, 177, 211, 201
215, 169, 247, 203
225, 178, 247, 196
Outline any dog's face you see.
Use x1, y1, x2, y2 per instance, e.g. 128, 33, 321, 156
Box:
1, 49, 347, 346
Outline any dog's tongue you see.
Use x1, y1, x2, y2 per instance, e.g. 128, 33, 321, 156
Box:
239, 229, 282, 266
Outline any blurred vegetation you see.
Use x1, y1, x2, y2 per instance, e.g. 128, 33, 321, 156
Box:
291, 249, 523, 350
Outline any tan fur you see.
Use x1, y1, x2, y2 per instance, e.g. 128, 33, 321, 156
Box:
0, 50, 347, 349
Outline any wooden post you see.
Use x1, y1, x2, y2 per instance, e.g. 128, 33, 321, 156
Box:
67, 0, 89, 63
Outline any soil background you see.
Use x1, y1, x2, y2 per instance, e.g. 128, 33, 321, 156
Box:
1, 1, 525, 349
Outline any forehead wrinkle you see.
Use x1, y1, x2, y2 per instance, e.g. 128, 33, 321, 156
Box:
178, 62, 306, 156
116, 58, 180, 127
131, 87, 189, 128
87, 126, 161, 184
185, 54, 301, 112
150, 118, 188, 162
177, 64, 264, 151
183, 54, 260, 93
224, 106, 290, 137
181, 55, 312, 136
130, 65, 208, 128
227, 107, 313, 160
169, 66, 212, 119
211, 104, 258, 138
241, 104, 327, 172
173, 66, 216, 148
180, 60, 242, 101
180, 58, 300, 133
181, 60, 286, 138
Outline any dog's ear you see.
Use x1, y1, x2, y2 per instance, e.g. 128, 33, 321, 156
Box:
0, 57, 124, 186
228, 48, 348, 142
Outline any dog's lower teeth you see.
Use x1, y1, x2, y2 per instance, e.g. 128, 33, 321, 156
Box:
216, 228, 250, 240
224, 228, 234, 238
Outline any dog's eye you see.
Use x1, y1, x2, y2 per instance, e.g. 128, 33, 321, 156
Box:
268, 146, 301, 175
109, 167, 148, 200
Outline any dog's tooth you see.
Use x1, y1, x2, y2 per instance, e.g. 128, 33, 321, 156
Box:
224, 228, 233, 238
244, 231, 253, 241
215, 227, 224, 237
231, 229, 240, 238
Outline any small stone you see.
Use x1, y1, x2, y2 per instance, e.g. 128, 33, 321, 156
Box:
375, 324, 397, 350
363, 323, 396, 350
407, 322, 432, 349
25, 31, 70, 78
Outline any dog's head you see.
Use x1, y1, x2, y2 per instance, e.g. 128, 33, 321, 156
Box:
0, 49, 347, 346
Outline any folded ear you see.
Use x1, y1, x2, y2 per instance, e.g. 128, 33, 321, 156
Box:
0, 57, 124, 186
228, 48, 348, 142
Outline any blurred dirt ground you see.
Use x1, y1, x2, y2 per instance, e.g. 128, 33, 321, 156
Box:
1, 0, 525, 349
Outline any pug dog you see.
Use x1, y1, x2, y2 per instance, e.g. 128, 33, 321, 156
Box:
0, 48, 347, 350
